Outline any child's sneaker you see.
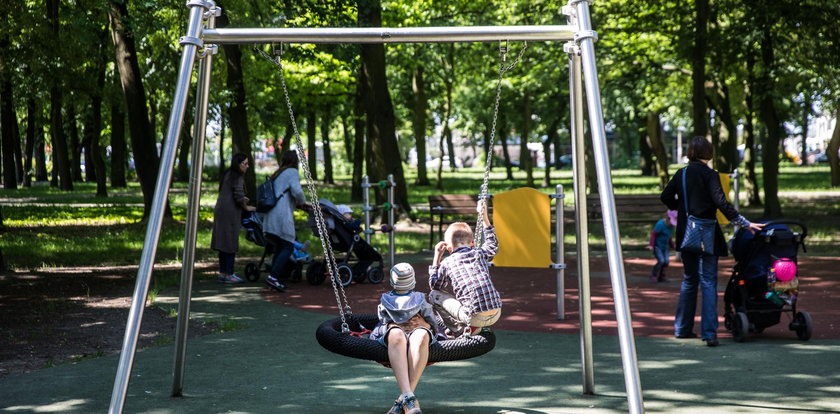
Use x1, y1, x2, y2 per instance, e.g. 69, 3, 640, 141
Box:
402, 395, 421, 414
224, 274, 245, 285
300, 240, 311, 253
265, 275, 287, 292
385, 398, 403, 414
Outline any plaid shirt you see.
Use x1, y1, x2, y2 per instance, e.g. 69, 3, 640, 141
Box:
428, 225, 501, 315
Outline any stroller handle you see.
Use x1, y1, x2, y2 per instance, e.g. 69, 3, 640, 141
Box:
759, 219, 809, 253
759, 219, 808, 239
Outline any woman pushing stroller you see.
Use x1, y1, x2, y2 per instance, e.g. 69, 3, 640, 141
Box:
661, 137, 764, 347
263, 150, 311, 292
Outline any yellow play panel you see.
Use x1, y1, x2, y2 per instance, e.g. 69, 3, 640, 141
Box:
717, 172, 731, 225
491, 187, 552, 268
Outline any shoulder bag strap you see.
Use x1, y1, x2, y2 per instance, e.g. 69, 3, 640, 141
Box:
681, 167, 690, 216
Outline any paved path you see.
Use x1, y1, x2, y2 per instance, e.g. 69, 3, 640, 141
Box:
1, 256, 839, 413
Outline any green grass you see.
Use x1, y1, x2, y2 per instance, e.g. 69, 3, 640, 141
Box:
2, 163, 838, 271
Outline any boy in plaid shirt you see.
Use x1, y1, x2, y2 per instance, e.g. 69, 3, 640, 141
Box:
428, 199, 502, 337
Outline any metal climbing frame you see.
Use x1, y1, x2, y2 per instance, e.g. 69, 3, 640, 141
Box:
107, 1, 644, 413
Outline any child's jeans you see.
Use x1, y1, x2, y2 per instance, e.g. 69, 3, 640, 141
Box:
429, 290, 501, 335
653, 246, 670, 278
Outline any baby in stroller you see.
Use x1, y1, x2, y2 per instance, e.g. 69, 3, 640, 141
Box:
724, 219, 813, 342
305, 199, 385, 287
241, 212, 312, 282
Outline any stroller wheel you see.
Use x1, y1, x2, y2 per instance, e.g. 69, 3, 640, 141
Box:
289, 264, 303, 283
732, 312, 749, 342
724, 312, 733, 331
790, 311, 813, 341
366, 266, 385, 284
335, 264, 353, 287
244, 263, 260, 282
306, 262, 327, 285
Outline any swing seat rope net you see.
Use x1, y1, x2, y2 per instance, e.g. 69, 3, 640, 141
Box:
315, 314, 496, 364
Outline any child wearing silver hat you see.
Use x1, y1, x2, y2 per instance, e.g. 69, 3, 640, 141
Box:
370, 262, 440, 414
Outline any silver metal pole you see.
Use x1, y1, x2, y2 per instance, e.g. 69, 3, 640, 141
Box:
362, 176, 373, 239
565, 25, 595, 394
573, 1, 644, 412
731, 169, 740, 210
108, 2, 210, 413
171, 6, 219, 397
552, 185, 566, 320
203, 25, 576, 45
387, 174, 396, 268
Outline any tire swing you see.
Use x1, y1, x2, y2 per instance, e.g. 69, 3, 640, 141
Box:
257, 41, 526, 364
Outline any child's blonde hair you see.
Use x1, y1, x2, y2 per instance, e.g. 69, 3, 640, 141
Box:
444, 222, 474, 248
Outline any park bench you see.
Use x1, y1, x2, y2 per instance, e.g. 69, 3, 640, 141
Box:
427, 194, 492, 249
585, 193, 665, 223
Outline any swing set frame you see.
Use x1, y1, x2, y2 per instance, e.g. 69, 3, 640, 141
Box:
107, 1, 646, 413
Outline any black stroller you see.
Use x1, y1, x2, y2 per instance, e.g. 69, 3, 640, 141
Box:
724, 219, 813, 342
305, 199, 385, 287
240, 212, 310, 282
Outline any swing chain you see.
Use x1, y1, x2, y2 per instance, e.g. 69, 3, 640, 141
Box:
255, 47, 352, 331
475, 41, 528, 246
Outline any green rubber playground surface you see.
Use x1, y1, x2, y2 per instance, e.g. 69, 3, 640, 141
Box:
2, 274, 839, 414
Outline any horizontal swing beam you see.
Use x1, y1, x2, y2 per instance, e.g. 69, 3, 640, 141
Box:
202, 25, 576, 44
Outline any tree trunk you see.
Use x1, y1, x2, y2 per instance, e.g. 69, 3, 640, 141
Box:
827, 109, 840, 187
34, 121, 47, 182
412, 64, 429, 186
109, 0, 170, 217
521, 91, 534, 187
757, 27, 782, 218
444, 44, 456, 171
639, 123, 654, 176
47, 0, 72, 190
499, 110, 513, 180
710, 82, 739, 173
646, 112, 670, 189
341, 115, 352, 161
218, 107, 226, 175
800, 95, 810, 166
12, 108, 23, 185
0, 76, 18, 189
110, 96, 127, 188
351, 70, 365, 202
86, 29, 108, 197
542, 120, 559, 188
321, 106, 334, 184
743, 52, 761, 206
67, 103, 83, 182
176, 107, 192, 182
359, 0, 411, 217
23, 95, 36, 187
435, 130, 445, 191
217, 7, 255, 198
306, 110, 318, 181
692, 0, 710, 138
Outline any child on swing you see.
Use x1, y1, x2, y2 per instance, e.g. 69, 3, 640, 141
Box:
428, 198, 502, 338
370, 263, 439, 414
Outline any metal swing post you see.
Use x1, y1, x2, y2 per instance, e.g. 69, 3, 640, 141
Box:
171, 5, 221, 398
107, 1, 214, 412
569, 0, 644, 412
563, 4, 595, 392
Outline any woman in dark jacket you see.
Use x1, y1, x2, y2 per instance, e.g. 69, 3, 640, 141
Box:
211, 153, 256, 284
661, 137, 764, 347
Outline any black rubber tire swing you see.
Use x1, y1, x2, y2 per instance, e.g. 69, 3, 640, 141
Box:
315, 314, 496, 364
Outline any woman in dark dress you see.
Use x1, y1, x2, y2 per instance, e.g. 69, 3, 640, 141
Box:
211, 153, 256, 284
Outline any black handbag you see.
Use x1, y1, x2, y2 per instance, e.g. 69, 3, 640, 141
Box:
679, 168, 716, 255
